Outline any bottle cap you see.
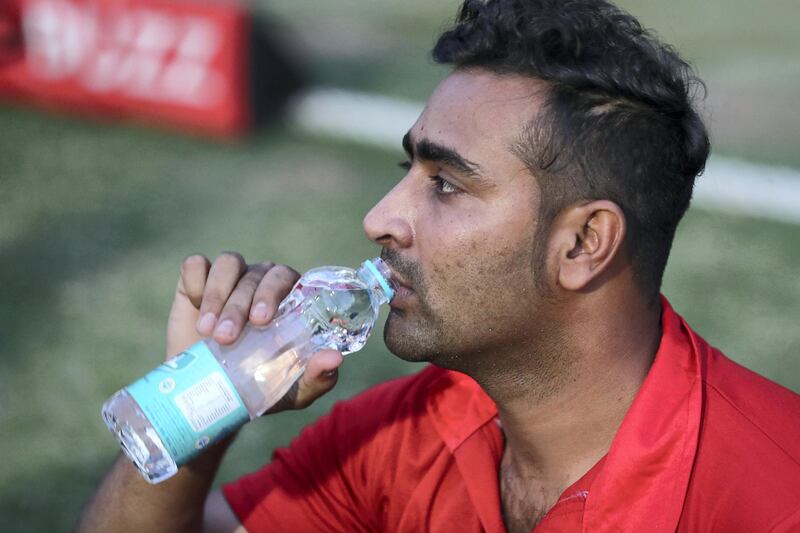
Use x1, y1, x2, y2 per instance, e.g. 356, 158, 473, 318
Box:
362, 258, 394, 301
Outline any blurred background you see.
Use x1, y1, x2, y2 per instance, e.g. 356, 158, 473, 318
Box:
1, 0, 798, 530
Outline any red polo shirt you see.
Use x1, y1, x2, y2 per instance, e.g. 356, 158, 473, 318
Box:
223, 298, 800, 531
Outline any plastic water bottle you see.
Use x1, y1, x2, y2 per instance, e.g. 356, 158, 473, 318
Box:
101, 257, 394, 484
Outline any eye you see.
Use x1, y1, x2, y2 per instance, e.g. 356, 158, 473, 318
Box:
429, 175, 461, 195
397, 161, 461, 196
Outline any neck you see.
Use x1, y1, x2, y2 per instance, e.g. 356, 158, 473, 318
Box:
473, 289, 662, 488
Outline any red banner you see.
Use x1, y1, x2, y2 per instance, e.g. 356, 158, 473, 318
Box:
0, 0, 251, 137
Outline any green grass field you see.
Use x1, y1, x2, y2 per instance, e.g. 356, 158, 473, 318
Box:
1, 1, 798, 530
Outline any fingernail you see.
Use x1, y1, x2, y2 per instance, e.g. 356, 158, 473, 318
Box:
216, 319, 234, 337
197, 313, 216, 332
251, 302, 269, 321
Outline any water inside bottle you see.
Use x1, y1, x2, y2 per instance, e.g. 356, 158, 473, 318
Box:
279, 267, 380, 354
218, 267, 382, 417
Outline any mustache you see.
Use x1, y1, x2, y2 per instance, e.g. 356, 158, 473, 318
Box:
380, 248, 424, 289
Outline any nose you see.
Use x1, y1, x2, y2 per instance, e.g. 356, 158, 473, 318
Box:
363, 179, 414, 249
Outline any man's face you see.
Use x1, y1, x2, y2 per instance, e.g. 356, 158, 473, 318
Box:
363, 69, 554, 369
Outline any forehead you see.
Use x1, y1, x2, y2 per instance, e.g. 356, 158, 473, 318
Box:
411, 69, 548, 161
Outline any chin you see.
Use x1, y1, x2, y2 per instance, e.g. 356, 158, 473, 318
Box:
383, 311, 439, 363
383, 329, 432, 364
382, 311, 493, 376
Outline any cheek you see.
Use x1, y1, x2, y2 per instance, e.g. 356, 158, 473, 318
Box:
419, 206, 486, 277
419, 204, 538, 307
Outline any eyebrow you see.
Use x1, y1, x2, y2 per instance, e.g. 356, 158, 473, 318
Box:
402, 131, 488, 183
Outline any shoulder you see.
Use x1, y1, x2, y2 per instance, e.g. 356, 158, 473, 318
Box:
298, 364, 454, 465
221, 365, 454, 531
332, 363, 450, 417
316, 364, 451, 444
700, 344, 800, 462
682, 339, 800, 529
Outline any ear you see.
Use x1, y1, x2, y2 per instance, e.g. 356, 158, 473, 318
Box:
551, 200, 626, 291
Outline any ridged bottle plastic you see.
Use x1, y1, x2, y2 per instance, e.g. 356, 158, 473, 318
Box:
102, 257, 394, 484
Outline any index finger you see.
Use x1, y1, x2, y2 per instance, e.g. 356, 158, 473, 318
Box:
179, 254, 211, 308
250, 264, 301, 325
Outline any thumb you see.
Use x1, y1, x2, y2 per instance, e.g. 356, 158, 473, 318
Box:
266, 350, 344, 414
166, 277, 203, 358
295, 349, 344, 408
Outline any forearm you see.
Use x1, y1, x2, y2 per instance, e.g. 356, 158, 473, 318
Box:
77, 437, 233, 533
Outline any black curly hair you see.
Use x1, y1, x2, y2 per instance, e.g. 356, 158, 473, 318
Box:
433, 0, 710, 298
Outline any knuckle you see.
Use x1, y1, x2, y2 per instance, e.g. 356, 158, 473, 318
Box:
201, 292, 226, 309
243, 265, 269, 282
237, 276, 260, 294
216, 251, 246, 269
257, 277, 286, 300
301, 387, 327, 408
254, 260, 275, 272
181, 253, 208, 270
222, 301, 248, 319
272, 264, 300, 282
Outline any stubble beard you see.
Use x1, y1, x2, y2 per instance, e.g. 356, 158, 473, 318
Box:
372, 182, 580, 401
379, 248, 528, 371
380, 248, 461, 365
381, 275, 512, 373
380, 246, 576, 403
383, 306, 453, 364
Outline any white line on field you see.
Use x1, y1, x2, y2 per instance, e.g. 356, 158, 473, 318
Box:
290, 88, 800, 225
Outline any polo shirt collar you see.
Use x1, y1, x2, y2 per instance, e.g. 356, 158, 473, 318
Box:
425, 296, 704, 532
427, 367, 504, 531
584, 297, 703, 531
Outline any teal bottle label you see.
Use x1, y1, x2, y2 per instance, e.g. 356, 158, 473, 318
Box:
126, 341, 249, 465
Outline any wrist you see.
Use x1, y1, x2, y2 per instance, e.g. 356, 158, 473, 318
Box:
183, 431, 238, 478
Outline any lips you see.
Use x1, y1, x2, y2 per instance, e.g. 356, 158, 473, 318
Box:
391, 284, 415, 306
385, 268, 414, 308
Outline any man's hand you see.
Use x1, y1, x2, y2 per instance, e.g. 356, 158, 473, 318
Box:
78, 253, 345, 533
167, 252, 344, 411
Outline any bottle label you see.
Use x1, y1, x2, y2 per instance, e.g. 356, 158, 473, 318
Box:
126, 341, 249, 465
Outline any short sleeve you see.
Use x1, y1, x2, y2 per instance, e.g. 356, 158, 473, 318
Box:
768, 506, 800, 533
222, 366, 450, 533
222, 400, 377, 533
